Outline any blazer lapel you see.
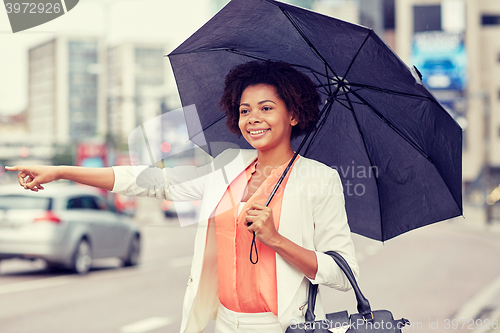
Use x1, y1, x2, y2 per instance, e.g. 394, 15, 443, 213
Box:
277, 156, 306, 318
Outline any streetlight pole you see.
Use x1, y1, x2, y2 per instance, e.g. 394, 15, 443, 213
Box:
482, 92, 493, 224
469, 90, 493, 224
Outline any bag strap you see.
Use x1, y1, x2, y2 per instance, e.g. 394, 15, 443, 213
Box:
305, 251, 372, 322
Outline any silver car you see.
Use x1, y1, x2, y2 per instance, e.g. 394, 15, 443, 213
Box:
0, 182, 141, 274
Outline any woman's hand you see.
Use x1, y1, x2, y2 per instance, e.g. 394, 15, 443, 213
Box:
5, 166, 115, 192
5, 165, 60, 192
244, 202, 282, 247
244, 202, 318, 279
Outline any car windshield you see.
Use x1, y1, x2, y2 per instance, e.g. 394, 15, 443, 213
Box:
0, 195, 51, 210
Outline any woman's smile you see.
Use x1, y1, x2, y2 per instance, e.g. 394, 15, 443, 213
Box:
247, 128, 270, 138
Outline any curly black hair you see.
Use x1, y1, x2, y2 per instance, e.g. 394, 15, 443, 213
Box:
219, 60, 320, 141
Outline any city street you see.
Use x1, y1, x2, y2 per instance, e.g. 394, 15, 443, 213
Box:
0, 201, 499, 333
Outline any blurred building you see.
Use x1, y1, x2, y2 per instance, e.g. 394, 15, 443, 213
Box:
313, 0, 359, 23
27, 36, 107, 144
285, 0, 314, 8
312, 0, 396, 47
107, 42, 170, 144
0, 111, 27, 164
0, 111, 26, 135
0, 110, 55, 165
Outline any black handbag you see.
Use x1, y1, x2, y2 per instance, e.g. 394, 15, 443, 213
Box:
286, 251, 410, 333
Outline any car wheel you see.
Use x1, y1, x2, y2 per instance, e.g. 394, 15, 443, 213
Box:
123, 235, 140, 267
72, 239, 92, 275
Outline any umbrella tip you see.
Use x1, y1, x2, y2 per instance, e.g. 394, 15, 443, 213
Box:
411, 65, 423, 84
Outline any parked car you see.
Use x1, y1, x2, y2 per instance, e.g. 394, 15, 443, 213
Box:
163, 200, 197, 219
0, 182, 141, 274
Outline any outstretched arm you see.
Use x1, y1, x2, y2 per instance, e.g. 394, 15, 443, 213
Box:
5, 165, 115, 192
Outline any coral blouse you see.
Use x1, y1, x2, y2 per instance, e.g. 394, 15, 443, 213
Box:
211, 155, 300, 315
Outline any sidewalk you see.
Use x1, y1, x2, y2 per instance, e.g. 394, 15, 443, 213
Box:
448, 205, 500, 332
131, 199, 500, 331
448, 204, 500, 240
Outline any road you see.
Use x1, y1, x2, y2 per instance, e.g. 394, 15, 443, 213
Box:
0, 203, 499, 333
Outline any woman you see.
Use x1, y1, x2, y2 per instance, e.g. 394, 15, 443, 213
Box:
7, 60, 359, 333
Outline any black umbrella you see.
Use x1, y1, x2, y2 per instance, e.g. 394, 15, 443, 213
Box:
167, 0, 463, 242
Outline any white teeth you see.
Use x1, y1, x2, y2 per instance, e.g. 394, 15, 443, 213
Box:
249, 129, 268, 135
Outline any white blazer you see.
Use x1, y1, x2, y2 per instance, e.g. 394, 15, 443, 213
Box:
112, 148, 359, 333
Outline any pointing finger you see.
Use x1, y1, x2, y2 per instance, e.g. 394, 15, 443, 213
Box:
5, 166, 27, 172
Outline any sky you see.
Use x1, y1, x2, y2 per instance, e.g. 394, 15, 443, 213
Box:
0, 0, 214, 115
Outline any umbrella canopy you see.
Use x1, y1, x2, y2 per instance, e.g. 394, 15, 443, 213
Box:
167, 0, 463, 241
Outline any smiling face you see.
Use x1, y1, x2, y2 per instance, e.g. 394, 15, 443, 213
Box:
238, 84, 298, 152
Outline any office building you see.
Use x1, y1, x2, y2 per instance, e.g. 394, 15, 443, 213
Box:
107, 42, 170, 144
27, 36, 106, 144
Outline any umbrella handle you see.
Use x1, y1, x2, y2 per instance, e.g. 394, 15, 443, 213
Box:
250, 232, 258, 264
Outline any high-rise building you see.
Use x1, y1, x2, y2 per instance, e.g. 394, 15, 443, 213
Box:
313, 0, 359, 23
107, 42, 170, 144
27, 36, 106, 144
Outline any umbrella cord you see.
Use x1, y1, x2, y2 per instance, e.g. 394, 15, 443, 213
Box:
250, 234, 259, 264
249, 97, 336, 264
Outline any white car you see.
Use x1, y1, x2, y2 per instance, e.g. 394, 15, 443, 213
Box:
164, 201, 197, 218
0, 182, 141, 274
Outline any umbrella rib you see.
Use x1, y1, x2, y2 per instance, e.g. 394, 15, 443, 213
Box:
317, 85, 364, 99
337, 97, 364, 105
340, 94, 385, 240
348, 89, 432, 163
275, 4, 342, 83
222, 48, 330, 80
338, 88, 364, 98
222, 48, 333, 96
169, 47, 234, 56
341, 30, 373, 85
303, 94, 337, 156
325, 62, 333, 95
174, 47, 337, 98
349, 83, 432, 101
310, 70, 331, 97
